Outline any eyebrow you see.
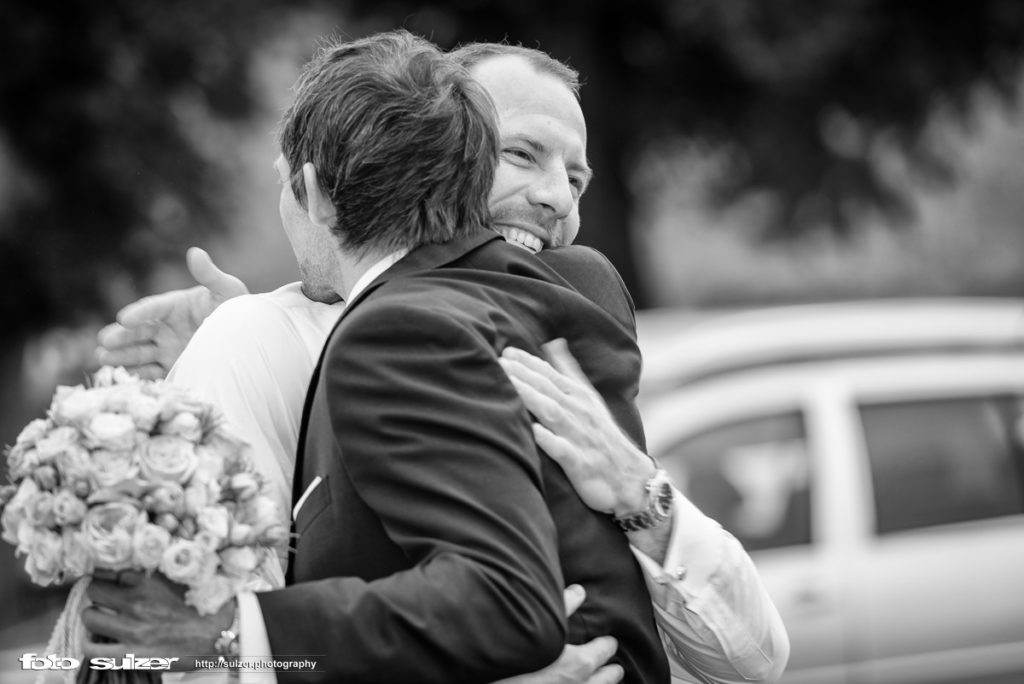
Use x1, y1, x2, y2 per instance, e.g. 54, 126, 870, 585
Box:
512, 134, 594, 184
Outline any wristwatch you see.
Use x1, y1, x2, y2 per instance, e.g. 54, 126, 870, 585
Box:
613, 469, 674, 532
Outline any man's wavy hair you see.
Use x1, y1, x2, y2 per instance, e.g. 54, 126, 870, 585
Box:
278, 30, 499, 256
448, 42, 581, 100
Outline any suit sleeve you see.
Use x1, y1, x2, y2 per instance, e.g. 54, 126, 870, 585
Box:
256, 303, 567, 683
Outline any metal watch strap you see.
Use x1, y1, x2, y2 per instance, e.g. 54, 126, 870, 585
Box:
614, 469, 673, 532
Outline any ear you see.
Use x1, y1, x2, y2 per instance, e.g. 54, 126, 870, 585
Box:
302, 163, 337, 228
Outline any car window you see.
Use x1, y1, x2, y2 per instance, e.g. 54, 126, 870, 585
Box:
658, 411, 811, 551
860, 395, 1024, 535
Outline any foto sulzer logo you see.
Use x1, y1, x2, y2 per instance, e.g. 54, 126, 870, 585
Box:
19, 654, 80, 670
20, 653, 180, 671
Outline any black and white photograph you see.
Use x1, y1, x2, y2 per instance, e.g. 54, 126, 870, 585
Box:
1, 2, 1023, 683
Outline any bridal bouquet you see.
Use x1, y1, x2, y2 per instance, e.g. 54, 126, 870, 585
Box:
0, 366, 287, 616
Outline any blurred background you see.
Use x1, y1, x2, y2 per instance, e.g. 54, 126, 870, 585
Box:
1, 1, 1023, 682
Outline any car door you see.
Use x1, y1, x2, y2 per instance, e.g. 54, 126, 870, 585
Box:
645, 374, 854, 684
843, 357, 1024, 684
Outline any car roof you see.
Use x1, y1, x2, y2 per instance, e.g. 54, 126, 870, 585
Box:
637, 297, 1024, 395
642, 353, 1024, 442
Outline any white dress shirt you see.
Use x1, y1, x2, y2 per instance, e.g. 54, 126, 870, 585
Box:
168, 259, 787, 683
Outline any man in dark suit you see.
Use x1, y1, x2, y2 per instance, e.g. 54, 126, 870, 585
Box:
259, 31, 667, 683
84, 30, 669, 683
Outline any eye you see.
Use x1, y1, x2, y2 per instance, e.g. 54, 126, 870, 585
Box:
569, 175, 586, 196
503, 148, 534, 163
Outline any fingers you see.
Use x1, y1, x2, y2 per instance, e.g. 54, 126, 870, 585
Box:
86, 578, 137, 613
118, 291, 186, 327
96, 342, 162, 370
97, 322, 159, 350
126, 363, 169, 381
585, 664, 625, 684
561, 638, 620, 682
541, 338, 590, 387
82, 606, 138, 644
504, 373, 565, 426
531, 423, 577, 464
186, 247, 249, 300
562, 584, 586, 617
501, 347, 578, 397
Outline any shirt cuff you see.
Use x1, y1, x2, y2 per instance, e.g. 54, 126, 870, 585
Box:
237, 591, 278, 684
631, 486, 725, 603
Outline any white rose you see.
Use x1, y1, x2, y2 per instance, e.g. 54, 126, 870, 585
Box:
183, 482, 212, 516
24, 492, 57, 529
185, 573, 238, 616
196, 506, 230, 542
62, 527, 94, 578
128, 394, 162, 433
24, 528, 64, 586
52, 490, 88, 526
91, 366, 142, 388
53, 442, 93, 483
219, 546, 259, 578
157, 387, 209, 423
1, 478, 39, 545
161, 412, 204, 443
193, 530, 221, 552
6, 444, 40, 480
228, 523, 255, 546
143, 481, 185, 516
192, 446, 226, 483
34, 426, 83, 468
132, 523, 172, 571
137, 435, 198, 484
228, 472, 261, 501
83, 502, 140, 571
50, 385, 108, 428
160, 539, 216, 585
90, 449, 139, 489
32, 465, 58, 491
86, 413, 138, 452
241, 495, 283, 537
15, 418, 51, 447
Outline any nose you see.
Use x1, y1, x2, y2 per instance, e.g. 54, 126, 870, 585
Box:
526, 165, 575, 220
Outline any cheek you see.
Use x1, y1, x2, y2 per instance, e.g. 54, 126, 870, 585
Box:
488, 162, 523, 207
564, 206, 581, 245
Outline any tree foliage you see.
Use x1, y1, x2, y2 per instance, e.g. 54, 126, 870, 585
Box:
1, 0, 1021, 333
363, 0, 1024, 299
0, 0, 279, 340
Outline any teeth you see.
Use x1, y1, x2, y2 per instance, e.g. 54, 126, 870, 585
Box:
499, 227, 543, 253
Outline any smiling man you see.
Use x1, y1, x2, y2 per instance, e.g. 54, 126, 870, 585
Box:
467, 51, 590, 253
95, 39, 788, 684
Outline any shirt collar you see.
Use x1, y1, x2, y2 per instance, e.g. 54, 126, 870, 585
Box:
344, 248, 410, 309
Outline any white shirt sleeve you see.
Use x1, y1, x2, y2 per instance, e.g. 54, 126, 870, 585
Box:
168, 295, 313, 525
631, 487, 790, 684
237, 591, 278, 684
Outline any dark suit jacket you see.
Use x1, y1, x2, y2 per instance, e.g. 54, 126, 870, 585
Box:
257, 230, 669, 684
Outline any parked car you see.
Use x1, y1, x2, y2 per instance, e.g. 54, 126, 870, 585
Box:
635, 298, 1024, 684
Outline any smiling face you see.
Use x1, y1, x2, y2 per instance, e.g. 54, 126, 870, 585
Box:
470, 55, 591, 253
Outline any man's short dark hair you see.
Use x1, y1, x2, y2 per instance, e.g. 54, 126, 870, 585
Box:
449, 43, 581, 99
279, 30, 498, 256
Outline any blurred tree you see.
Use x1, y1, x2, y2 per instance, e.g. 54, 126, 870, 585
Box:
1, 0, 1022, 330
350, 0, 1024, 303
0, 0, 286, 344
